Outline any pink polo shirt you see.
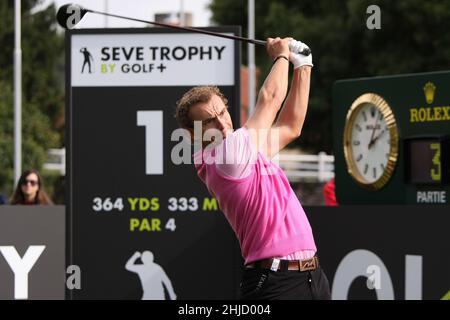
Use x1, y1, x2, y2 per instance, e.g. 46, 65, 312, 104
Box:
194, 127, 317, 265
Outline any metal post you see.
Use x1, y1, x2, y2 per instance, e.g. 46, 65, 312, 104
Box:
179, 0, 185, 26
318, 152, 326, 182
248, 0, 256, 118
14, 0, 22, 185
104, 0, 108, 27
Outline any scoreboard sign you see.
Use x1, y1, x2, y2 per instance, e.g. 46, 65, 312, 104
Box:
333, 71, 450, 205
66, 28, 241, 299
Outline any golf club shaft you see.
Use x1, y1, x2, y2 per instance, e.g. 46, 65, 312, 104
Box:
88, 9, 267, 47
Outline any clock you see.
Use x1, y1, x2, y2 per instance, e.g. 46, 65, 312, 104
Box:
343, 93, 399, 190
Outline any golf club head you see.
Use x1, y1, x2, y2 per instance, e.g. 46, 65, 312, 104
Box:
56, 3, 88, 29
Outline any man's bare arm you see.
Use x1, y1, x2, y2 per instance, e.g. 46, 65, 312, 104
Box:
266, 41, 313, 158
244, 37, 290, 155
267, 66, 311, 158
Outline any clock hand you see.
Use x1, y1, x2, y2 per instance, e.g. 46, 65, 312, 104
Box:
372, 129, 386, 144
369, 129, 386, 149
368, 114, 380, 149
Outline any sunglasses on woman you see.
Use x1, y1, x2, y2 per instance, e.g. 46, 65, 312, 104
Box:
22, 179, 38, 187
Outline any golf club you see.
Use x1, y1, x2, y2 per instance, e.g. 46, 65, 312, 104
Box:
56, 3, 311, 56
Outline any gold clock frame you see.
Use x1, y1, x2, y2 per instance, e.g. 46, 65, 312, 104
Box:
343, 93, 399, 190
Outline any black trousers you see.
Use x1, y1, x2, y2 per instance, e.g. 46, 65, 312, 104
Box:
240, 267, 331, 300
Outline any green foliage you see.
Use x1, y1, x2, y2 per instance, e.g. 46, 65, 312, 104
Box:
0, 80, 15, 197
210, 0, 450, 153
0, 0, 64, 202
41, 169, 65, 204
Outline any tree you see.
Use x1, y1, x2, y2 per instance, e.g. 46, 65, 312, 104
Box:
0, 0, 64, 201
210, 0, 450, 153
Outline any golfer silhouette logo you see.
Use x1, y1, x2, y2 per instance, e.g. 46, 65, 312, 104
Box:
125, 251, 177, 300
80, 47, 93, 73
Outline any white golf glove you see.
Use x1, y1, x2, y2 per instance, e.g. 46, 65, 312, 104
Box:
289, 39, 313, 68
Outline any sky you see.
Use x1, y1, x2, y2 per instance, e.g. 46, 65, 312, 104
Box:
37, 0, 213, 29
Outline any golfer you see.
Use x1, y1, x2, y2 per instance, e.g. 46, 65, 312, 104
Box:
175, 37, 331, 300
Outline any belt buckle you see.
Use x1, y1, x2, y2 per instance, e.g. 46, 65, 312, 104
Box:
299, 257, 317, 271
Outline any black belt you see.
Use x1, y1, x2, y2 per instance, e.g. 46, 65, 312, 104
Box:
245, 256, 320, 272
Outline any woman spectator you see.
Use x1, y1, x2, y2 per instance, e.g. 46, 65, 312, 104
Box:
10, 169, 53, 205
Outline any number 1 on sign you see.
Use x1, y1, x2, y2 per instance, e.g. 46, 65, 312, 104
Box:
137, 111, 163, 175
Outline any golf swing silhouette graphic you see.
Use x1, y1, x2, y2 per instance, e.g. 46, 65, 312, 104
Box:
125, 251, 177, 300
79, 47, 93, 73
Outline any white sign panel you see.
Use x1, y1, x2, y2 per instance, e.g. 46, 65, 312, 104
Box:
71, 33, 235, 87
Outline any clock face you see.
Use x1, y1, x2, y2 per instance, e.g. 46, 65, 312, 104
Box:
344, 94, 399, 190
350, 103, 390, 183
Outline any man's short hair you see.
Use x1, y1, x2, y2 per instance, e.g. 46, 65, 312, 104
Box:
175, 86, 228, 129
